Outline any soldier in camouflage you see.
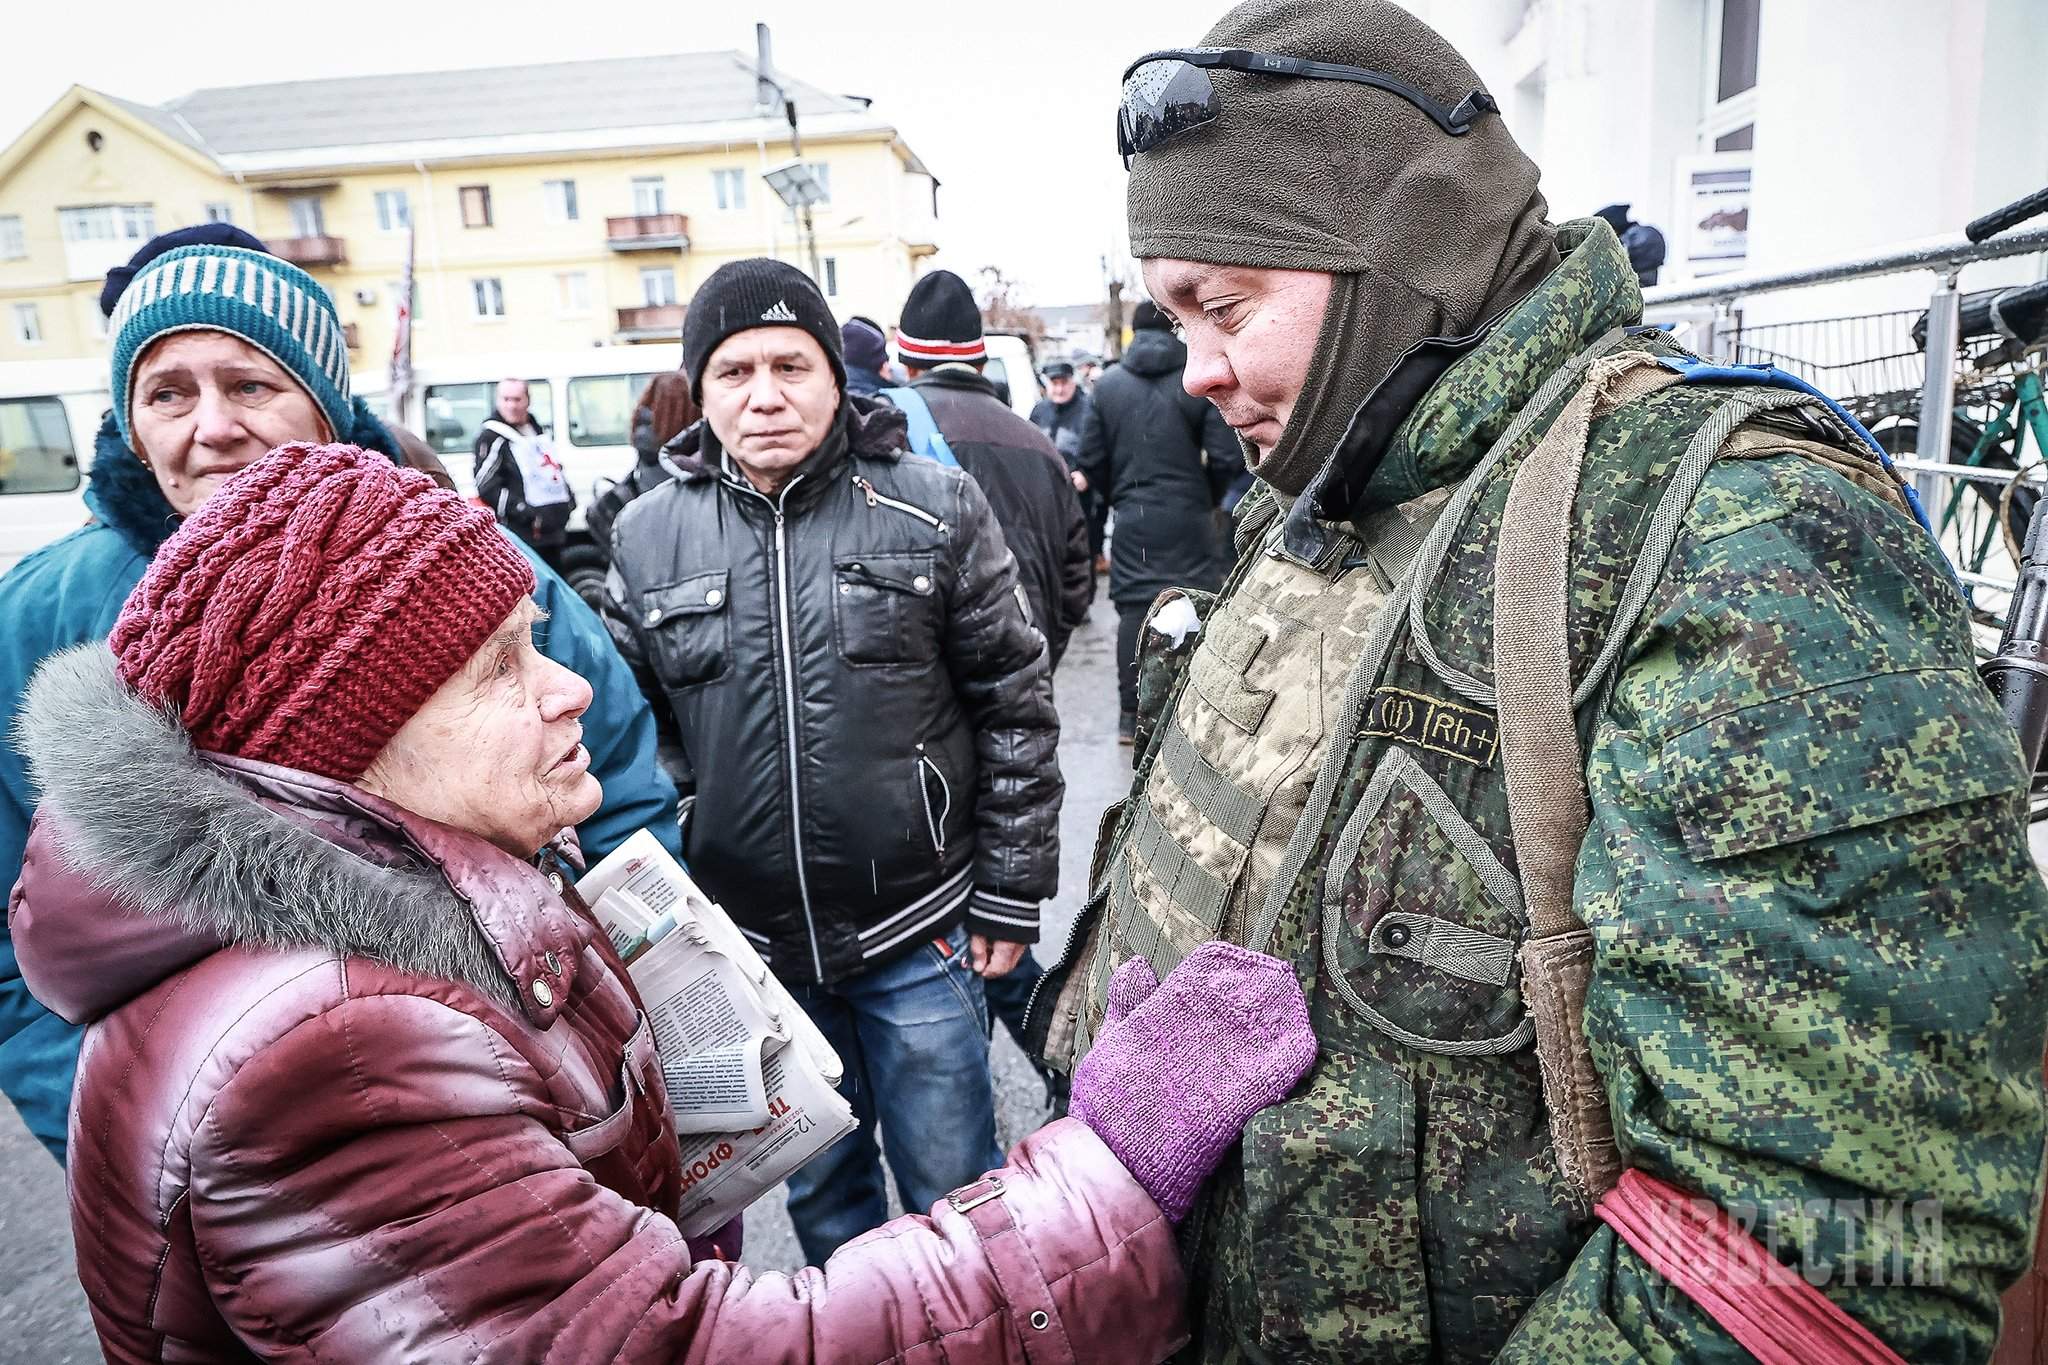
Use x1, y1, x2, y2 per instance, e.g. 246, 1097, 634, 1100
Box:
1028, 1, 2048, 1361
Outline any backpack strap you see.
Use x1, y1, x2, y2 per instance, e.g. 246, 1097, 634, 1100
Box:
880, 386, 960, 469
1494, 350, 1678, 1205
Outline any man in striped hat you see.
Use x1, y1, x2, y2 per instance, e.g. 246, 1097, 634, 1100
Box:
894, 270, 1093, 669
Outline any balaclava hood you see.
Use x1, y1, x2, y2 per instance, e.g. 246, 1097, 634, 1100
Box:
1127, 0, 1559, 497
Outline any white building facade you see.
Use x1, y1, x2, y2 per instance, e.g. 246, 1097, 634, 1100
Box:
1409, 0, 2048, 325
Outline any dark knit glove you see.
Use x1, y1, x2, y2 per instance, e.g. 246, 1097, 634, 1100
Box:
1069, 941, 1316, 1222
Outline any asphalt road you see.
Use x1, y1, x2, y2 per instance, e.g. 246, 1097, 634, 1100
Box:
0, 599, 1132, 1355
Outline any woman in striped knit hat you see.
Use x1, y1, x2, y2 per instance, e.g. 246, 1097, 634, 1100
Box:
0, 226, 680, 1164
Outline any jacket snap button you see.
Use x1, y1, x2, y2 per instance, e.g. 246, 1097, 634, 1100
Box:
642, 607, 662, 628
705, 588, 723, 607
1383, 921, 1411, 949
1029, 1310, 1050, 1331
912, 574, 930, 593
545, 950, 562, 976
840, 583, 851, 595
531, 978, 555, 1008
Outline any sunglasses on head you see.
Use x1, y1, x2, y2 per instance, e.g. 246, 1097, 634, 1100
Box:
1117, 46, 1497, 169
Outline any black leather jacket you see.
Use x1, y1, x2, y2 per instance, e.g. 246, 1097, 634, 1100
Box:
604, 398, 1061, 985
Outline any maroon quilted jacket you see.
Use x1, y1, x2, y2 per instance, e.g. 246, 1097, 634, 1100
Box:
10, 646, 1186, 1363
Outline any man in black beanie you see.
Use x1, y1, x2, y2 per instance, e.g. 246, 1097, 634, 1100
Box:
889, 269, 1093, 670
1031, 3, 2047, 1363
605, 258, 1065, 1263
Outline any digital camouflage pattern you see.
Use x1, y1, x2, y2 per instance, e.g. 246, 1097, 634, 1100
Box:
1036, 220, 2048, 1363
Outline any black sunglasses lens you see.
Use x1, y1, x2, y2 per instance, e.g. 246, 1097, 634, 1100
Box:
1118, 59, 1220, 162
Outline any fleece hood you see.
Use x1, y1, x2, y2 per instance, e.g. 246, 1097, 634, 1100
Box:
1125, 0, 1558, 494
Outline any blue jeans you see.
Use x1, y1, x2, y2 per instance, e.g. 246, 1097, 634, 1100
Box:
783, 924, 1004, 1262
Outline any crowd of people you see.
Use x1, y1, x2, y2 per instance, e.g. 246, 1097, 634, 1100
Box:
0, 0, 2045, 1361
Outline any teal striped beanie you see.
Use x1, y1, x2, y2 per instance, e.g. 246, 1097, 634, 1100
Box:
109, 244, 353, 450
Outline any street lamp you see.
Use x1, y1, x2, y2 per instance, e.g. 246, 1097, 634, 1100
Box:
762, 159, 827, 286
754, 23, 826, 289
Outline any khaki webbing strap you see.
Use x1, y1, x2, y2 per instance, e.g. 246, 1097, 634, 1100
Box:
1494, 350, 1678, 1202
1495, 352, 1678, 937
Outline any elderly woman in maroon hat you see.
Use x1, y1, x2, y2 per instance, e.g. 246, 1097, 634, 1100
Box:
9, 442, 1313, 1363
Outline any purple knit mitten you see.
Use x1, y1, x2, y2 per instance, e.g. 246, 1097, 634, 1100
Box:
1069, 941, 1316, 1222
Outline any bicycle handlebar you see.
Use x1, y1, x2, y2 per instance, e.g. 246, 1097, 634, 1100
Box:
1967, 185, 2048, 244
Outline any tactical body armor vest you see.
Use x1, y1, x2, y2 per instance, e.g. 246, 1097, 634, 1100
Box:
1036, 319, 1920, 1362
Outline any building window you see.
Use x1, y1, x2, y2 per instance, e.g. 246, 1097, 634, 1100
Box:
471, 277, 505, 318
59, 204, 155, 244
459, 185, 493, 229
203, 202, 233, 226
1700, 0, 1762, 151
544, 179, 579, 223
631, 176, 667, 217
712, 168, 747, 212
556, 271, 590, 316
286, 195, 325, 238
0, 215, 22, 259
822, 256, 838, 297
374, 189, 411, 233
640, 267, 677, 307
11, 303, 41, 345
1717, 0, 1761, 102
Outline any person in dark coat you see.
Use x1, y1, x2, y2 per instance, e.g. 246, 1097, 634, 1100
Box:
1030, 360, 1106, 573
1594, 203, 1667, 286
896, 270, 1094, 669
1079, 301, 1244, 742
605, 259, 1064, 1260
841, 316, 892, 397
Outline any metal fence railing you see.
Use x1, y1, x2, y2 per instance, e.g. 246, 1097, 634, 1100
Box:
1642, 225, 2048, 622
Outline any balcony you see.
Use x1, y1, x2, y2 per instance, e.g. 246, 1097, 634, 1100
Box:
616, 303, 686, 340
342, 323, 360, 350
606, 213, 690, 251
271, 235, 348, 269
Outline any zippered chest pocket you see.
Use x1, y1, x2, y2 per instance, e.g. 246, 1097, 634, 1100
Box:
835, 552, 941, 664
640, 569, 731, 689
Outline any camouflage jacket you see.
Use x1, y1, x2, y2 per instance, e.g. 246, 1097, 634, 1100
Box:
1033, 220, 2048, 1363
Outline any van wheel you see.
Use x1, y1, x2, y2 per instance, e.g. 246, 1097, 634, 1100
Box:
558, 546, 610, 615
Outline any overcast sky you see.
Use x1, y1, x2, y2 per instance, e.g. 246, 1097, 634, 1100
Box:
1, 0, 1239, 308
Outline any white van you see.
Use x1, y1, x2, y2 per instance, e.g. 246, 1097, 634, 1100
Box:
0, 358, 110, 576
361, 345, 681, 605
982, 331, 1043, 417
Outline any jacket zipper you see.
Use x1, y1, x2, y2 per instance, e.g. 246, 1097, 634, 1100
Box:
727, 464, 828, 982
851, 473, 950, 533
770, 484, 825, 981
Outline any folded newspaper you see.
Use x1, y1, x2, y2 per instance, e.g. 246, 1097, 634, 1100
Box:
577, 830, 857, 1238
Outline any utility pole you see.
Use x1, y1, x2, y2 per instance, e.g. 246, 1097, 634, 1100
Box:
1102, 253, 1126, 360
757, 24, 825, 287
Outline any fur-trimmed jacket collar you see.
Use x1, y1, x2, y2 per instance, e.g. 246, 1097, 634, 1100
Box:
11, 646, 582, 1028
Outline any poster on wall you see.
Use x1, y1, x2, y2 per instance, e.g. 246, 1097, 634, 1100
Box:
1674, 154, 1752, 280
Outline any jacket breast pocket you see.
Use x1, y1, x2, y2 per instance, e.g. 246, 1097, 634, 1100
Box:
1322, 748, 1531, 1055
640, 569, 731, 689
834, 553, 941, 665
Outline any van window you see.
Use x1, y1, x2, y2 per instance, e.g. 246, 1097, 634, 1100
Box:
566, 373, 659, 448
982, 357, 1009, 393
0, 397, 80, 495
422, 380, 555, 457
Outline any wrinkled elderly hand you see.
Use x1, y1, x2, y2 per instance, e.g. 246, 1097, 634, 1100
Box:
1069, 941, 1316, 1222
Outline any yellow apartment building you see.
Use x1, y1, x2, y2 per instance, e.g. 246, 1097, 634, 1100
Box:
0, 52, 941, 376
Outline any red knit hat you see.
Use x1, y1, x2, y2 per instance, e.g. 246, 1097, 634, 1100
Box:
109, 443, 536, 781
